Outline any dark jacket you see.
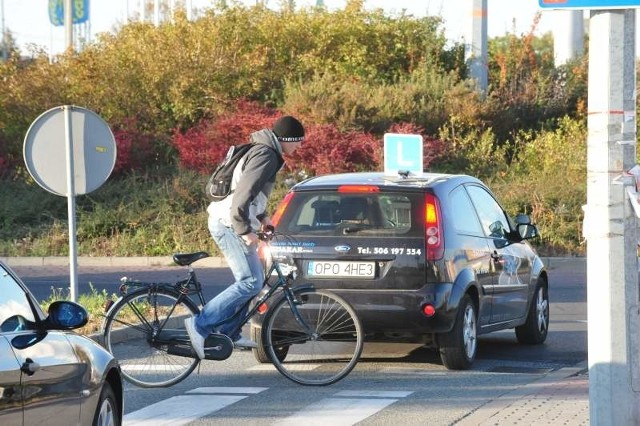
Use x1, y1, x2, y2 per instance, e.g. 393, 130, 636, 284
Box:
208, 129, 284, 235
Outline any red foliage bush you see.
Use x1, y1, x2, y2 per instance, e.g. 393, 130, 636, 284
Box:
287, 125, 383, 176
111, 118, 155, 175
172, 100, 279, 173
172, 100, 446, 177
386, 122, 446, 170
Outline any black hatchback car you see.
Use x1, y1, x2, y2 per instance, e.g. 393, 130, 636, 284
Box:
0, 261, 123, 425
262, 172, 549, 370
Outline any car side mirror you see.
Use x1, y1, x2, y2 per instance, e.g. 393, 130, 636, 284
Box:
46, 300, 89, 330
517, 223, 539, 240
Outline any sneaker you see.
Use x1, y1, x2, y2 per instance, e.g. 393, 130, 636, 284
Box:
233, 335, 257, 349
184, 317, 205, 359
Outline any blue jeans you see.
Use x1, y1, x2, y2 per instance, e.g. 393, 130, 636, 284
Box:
193, 218, 264, 341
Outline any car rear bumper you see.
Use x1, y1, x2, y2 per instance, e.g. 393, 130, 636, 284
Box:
323, 283, 459, 339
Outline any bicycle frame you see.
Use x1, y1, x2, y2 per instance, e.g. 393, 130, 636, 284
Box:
221, 255, 315, 340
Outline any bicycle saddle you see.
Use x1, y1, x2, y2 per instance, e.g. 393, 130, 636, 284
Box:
173, 251, 210, 266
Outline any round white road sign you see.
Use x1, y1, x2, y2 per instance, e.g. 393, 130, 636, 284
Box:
23, 105, 116, 196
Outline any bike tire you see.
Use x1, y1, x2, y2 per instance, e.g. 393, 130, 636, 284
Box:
102, 287, 200, 388
262, 288, 363, 386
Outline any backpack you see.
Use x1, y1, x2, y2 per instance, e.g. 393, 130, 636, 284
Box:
205, 143, 254, 201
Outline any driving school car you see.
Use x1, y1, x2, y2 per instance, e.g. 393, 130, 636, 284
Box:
259, 171, 549, 370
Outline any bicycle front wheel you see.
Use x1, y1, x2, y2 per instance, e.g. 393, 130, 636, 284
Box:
263, 288, 363, 386
103, 288, 200, 387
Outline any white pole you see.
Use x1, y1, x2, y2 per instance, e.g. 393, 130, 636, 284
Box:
1, 0, 7, 61
154, 0, 160, 26
187, 0, 192, 20
554, 10, 585, 66
64, 0, 73, 51
63, 106, 79, 303
467, 0, 488, 96
586, 9, 640, 423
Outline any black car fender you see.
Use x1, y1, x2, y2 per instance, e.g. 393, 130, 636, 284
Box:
449, 268, 482, 319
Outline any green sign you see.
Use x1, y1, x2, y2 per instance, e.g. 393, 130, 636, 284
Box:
48, 0, 89, 27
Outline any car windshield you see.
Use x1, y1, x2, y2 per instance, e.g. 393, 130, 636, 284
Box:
278, 191, 422, 237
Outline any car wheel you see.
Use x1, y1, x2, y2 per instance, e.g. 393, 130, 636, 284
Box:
438, 294, 477, 370
93, 382, 119, 426
251, 323, 289, 363
516, 278, 549, 344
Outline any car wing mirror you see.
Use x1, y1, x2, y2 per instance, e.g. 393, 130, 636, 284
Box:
517, 223, 539, 240
46, 300, 89, 330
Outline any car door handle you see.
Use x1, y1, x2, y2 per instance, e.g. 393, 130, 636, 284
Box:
20, 358, 40, 376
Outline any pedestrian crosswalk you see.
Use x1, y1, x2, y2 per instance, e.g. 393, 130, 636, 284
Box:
123, 387, 414, 426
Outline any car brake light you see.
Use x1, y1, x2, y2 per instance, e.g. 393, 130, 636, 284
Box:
422, 304, 436, 317
338, 185, 380, 193
272, 191, 295, 227
425, 193, 444, 261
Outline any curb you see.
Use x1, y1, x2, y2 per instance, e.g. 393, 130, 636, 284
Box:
2, 256, 583, 268
0, 256, 228, 268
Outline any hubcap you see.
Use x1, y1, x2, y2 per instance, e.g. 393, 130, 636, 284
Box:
536, 287, 549, 333
463, 305, 477, 358
96, 398, 115, 426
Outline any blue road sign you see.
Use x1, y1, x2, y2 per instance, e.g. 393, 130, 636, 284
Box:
383, 133, 423, 176
48, 0, 89, 27
539, 0, 640, 9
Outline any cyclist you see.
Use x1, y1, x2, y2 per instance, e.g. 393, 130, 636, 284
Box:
185, 116, 305, 359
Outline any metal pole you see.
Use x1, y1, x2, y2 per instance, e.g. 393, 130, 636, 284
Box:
64, 0, 73, 51
467, 0, 488, 96
1, 0, 7, 61
63, 106, 78, 302
586, 9, 640, 423
553, 10, 585, 67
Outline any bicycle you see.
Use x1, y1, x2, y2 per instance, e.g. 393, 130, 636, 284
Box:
101, 231, 364, 388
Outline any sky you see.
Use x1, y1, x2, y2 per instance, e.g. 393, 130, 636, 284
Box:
0, 0, 563, 56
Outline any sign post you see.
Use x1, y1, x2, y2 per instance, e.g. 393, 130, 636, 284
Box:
24, 106, 116, 302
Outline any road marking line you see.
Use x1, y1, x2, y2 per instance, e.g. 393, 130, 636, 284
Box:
335, 390, 413, 398
186, 387, 268, 394
249, 364, 320, 371
124, 395, 246, 426
274, 397, 400, 425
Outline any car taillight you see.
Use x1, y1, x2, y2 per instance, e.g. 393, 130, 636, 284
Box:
425, 193, 444, 261
272, 191, 295, 227
338, 185, 380, 193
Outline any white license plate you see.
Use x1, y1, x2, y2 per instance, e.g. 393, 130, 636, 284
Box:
307, 261, 375, 278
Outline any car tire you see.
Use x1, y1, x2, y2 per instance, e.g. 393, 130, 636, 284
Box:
438, 294, 477, 370
251, 324, 270, 363
515, 278, 549, 344
93, 382, 120, 426
251, 323, 289, 363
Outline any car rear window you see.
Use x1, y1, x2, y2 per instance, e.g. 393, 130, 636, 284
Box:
277, 191, 423, 237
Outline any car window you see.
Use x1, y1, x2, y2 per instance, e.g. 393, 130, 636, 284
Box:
465, 185, 511, 239
0, 266, 37, 332
448, 186, 484, 236
279, 192, 420, 236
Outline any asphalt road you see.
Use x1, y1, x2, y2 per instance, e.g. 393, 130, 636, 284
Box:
9, 257, 587, 424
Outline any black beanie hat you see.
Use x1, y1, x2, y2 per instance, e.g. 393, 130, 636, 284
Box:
273, 116, 305, 142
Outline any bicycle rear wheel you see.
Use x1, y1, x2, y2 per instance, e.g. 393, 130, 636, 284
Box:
102, 287, 200, 387
263, 288, 363, 386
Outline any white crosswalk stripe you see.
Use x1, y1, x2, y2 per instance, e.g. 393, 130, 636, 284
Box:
275, 390, 414, 426
123, 387, 413, 425
123, 387, 267, 426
